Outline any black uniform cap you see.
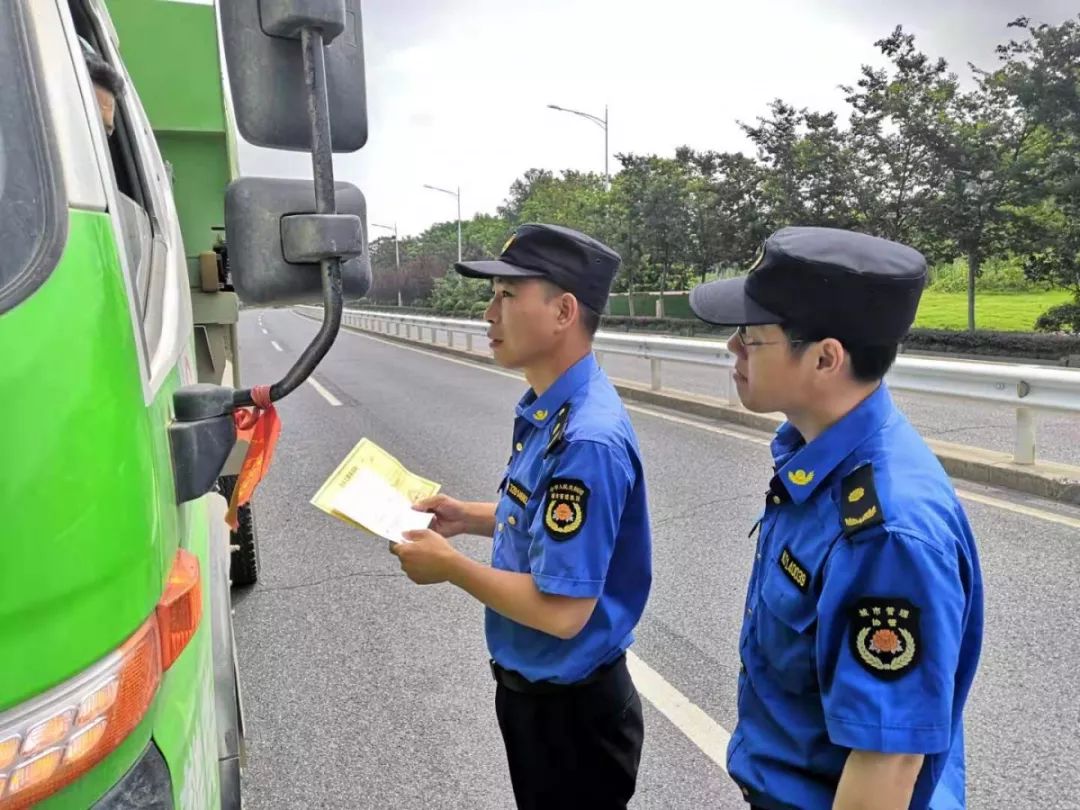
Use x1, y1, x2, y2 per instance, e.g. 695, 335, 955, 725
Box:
454, 223, 621, 315
689, 227, 928, 345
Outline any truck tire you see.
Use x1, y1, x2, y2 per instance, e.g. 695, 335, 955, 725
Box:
218, 475, 260, 587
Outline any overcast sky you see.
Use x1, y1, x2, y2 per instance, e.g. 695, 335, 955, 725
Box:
231, 0, 1076, 240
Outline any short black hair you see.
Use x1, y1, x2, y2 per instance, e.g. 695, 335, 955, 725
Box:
579, 305, 601, 337
83, 48, 125, 98
540, 280, 601, 338
782, 324, 899, 383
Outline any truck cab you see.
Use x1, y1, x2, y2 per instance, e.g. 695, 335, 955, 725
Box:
0, 1, 370, 806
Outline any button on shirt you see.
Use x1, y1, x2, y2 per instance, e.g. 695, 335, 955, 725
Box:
487, 353, 653, 684
729, 384, 984, 810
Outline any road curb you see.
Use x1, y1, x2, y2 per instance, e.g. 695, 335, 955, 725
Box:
327, 316, 1080, 506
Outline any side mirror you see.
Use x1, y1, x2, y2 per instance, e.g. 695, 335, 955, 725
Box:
225, 177, 371, 306
169, 0, 371, 503
219, 0, 367, 152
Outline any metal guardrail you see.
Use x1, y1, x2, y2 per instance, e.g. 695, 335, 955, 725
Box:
304, 307, 1080, 466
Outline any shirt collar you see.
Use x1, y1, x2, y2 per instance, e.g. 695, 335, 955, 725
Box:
770, 383, 895, 504
516, 353, 598, 428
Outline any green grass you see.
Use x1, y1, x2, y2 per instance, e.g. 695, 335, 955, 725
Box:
914, 290, 1072, 331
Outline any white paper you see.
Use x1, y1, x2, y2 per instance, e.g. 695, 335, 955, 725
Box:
331, 467, 434, 543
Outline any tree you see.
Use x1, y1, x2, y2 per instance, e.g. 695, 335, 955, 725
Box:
846, 27, 1040, 331
498, 169, 556, 223
675, 147, 769, 281
994, 15, 1080, 331
608, 155, 693, 314
515, 170, 611, 238
740, 100, 859, 231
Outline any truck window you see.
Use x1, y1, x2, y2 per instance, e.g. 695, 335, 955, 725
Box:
71, 1, 168, 353
0, 5, 64, 315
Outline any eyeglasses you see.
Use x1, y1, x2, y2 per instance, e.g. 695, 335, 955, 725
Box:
734, 325, 811, 348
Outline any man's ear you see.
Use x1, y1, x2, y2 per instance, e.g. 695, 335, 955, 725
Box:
816, 337, 846, 375
554, 291, 578, 330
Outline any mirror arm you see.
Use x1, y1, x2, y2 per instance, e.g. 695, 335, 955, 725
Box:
233, 26, 342, 410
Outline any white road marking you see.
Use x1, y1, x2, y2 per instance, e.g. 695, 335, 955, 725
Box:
621, 402, 772, 447
308, 376, 342, 407
271, 340, 283, 352
342, 325, 1080, 530
956, 489, 1080, 530
627, 651, 731, 771
261, 328, 268, 335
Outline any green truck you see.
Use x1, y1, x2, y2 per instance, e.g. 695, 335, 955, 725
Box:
0, 1, 370, 806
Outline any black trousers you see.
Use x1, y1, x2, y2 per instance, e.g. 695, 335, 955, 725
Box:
493, 656, 644, 810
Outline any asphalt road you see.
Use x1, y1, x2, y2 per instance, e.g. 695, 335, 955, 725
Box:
232, 309, 1080, 810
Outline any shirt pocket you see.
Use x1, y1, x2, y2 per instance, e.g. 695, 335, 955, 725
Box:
493, 477, 535, 572
754, 561, 819, 694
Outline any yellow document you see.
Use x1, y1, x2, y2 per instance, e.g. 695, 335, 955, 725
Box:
311, 438, 441, 542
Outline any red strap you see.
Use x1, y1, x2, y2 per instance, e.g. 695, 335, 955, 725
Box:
226, 385, 280, 530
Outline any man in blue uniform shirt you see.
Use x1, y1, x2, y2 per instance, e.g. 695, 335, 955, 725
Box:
689, 227, 984, 810
391, 223, 653, 810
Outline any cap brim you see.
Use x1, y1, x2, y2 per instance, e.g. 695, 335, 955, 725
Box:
453, 259, 547, 280
689, 276, 783, 326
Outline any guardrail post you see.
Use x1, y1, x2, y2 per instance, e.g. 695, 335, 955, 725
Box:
466, 333, 473, 352
595, 351, 604, 367
430, 327, 437, 345
650, 358, 662, 391
1015, 406, 1036, 465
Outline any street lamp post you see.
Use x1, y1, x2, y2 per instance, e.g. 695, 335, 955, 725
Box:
371, 222, 402, 307
423, 184, 462, 263
547, 103, 609, 186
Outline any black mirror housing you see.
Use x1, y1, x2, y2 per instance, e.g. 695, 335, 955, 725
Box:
224, 177, 371, 306
219, 0, 367, 152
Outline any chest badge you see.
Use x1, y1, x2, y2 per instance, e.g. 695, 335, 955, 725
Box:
543, 478, 589, 541
849, 598, 921, 680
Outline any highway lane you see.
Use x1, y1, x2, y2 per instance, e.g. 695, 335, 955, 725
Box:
232, 309, 1080, 809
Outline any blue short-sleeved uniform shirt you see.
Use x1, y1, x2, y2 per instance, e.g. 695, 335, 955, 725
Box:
729, 384, 984, 810
486, 353, 653, 684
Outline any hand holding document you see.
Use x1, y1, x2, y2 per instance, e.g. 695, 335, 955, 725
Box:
311, 438, 441, 543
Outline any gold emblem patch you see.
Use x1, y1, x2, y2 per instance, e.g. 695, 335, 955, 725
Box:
543, 478, 589, 541
501, 233, 516, 254
787, 469, 814, 487
847, 486, 865, 503
850, 599, 920, 680
844, 505, 879, 528
533, 409, 548, 421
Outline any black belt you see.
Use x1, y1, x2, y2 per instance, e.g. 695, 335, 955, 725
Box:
490, 654, 626, 695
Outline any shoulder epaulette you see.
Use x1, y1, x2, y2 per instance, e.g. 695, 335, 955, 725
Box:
544, 404, 571, 458
841, 463, 885, 537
